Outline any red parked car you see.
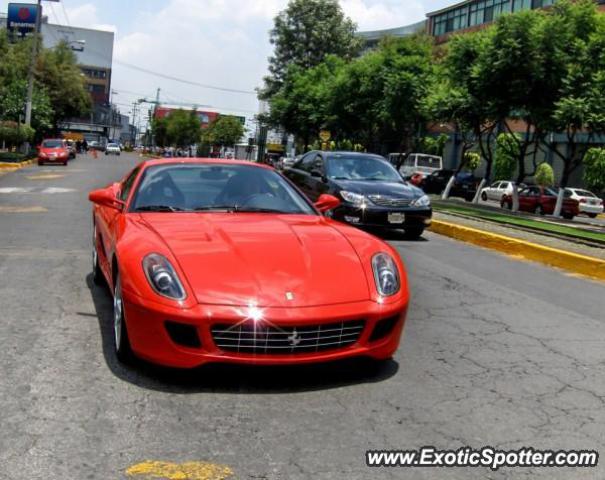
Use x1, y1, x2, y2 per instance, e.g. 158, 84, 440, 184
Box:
501, 186, 579, 219
38, 138, 70, 166
89, 158, 409, 368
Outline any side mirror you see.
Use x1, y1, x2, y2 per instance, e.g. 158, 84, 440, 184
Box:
89, 186, 125, 211
315, 194, 341, 213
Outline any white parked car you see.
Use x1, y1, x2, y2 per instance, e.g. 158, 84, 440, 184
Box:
105, 143, 121, 156
565, 188, 604, 218
481, 181, 515, 202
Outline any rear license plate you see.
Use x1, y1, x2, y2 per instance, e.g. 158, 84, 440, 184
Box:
388, 213, 406, 224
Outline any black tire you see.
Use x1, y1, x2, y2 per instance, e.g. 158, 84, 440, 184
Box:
92, 224, 105, 286
481, 192, 488, 202
562, 213, 574, 220
588, 213, 598, 219
404, 227, 425, 240
113, 273, 133, 363
536, 205, 545, 216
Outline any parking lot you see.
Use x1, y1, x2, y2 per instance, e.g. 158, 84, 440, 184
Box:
0, 152, 604, 479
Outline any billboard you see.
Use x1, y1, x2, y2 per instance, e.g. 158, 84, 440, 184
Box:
7, 3, 40, 39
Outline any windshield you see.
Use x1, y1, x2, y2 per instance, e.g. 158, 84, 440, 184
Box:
326, 155, 402, 182
416, 155, 442, 168
131, 164, 316, 214
42, 140, 63, 148
107, 143, 119, 148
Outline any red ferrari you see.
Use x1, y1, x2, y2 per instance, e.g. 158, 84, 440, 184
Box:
89, 159, 409, 368
38, 138, 70, 166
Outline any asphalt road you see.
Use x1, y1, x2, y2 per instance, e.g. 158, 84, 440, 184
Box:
0, 152, 604, 480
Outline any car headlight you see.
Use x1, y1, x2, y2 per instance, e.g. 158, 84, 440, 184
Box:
411, 194, 431, 208
143, 253, 187, 300
340, 191, 366, 206
372, 253, 400, 297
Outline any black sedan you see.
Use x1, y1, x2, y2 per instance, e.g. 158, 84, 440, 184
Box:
283, 151, 432, 239
421, 169, 479, 202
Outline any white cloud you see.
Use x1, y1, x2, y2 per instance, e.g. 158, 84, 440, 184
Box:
341, 0, 425, 30
46, 3, 117, 32
49, 1, 428, 119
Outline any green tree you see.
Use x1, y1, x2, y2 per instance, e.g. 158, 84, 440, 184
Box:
493, 134, 520, 181
0, 36, 90, 138
151, 117, 168, 147
202, 116, 244, 148
583, 148, 605, 193
165, 109, 201, 147
535, 163, 555, 187
431, 30, 498, 180
329, 35, 434, 154
268, 55, 344, 148
463, 152, 481, 172
262, 0, 361, 98
540, 0, 605, 188
36, 41, 91, 129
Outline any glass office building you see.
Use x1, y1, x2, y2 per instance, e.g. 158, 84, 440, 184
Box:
430, 0, 554, 36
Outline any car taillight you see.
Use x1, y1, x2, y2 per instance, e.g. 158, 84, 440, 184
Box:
580, 198, 587, 204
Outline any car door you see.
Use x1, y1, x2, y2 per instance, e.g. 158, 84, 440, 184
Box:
96, 167, 139, 277
518, 187, 536, 212
487, 182, 500, 200
300, 153, 328, 201
283, 152, 315, 191
496, 182, 509, 200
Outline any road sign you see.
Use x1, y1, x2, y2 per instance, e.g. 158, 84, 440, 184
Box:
7, 3, 40, 38
319, 130, 331, 142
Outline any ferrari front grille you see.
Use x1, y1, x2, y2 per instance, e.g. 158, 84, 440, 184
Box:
211, 320, 365, 355
368, 195, 412, 208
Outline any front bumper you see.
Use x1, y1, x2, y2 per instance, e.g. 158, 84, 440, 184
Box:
331, 204, 432, 229
122, 290, 408, 369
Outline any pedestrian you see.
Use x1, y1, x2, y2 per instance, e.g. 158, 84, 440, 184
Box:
82, 139, 88, 154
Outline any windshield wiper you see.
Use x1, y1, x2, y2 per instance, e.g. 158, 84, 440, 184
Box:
135, 205, 186, 212
193, 205, 239, 212
237, 207, 291, 214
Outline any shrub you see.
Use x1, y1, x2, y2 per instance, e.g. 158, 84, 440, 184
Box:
535, 163, 555, 187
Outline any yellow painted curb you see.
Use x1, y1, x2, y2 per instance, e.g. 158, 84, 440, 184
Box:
429, 220, 605, 281
0, 160, 33, 170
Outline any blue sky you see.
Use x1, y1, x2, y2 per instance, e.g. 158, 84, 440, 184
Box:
1, 0, 455, 120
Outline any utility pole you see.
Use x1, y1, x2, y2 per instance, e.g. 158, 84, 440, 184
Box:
24, 0, 42, 152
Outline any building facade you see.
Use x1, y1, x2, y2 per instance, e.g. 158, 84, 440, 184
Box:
358, 0, 605, 46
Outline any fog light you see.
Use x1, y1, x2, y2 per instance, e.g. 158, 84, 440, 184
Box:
424, 218, 432, 225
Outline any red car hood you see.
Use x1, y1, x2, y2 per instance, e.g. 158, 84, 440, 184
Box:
139, 214, 370, 307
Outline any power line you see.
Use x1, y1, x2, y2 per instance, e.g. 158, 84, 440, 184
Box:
59, 0, 71, 28
83, 46, 258, 96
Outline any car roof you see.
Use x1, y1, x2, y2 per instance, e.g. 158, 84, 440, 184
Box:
318, 151, 387, 159
141, 157, 274, 170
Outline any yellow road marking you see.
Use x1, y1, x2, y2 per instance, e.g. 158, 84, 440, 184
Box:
0, 206, 47, 213
430, 220, 605, 282
26, 174, 65, 180
126, 461, 233, 480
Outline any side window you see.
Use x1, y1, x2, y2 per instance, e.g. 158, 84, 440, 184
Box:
120, 168, 140, 202
296, 152, 315, 172
491, 182, 501, 189
311, 154, 324, 174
